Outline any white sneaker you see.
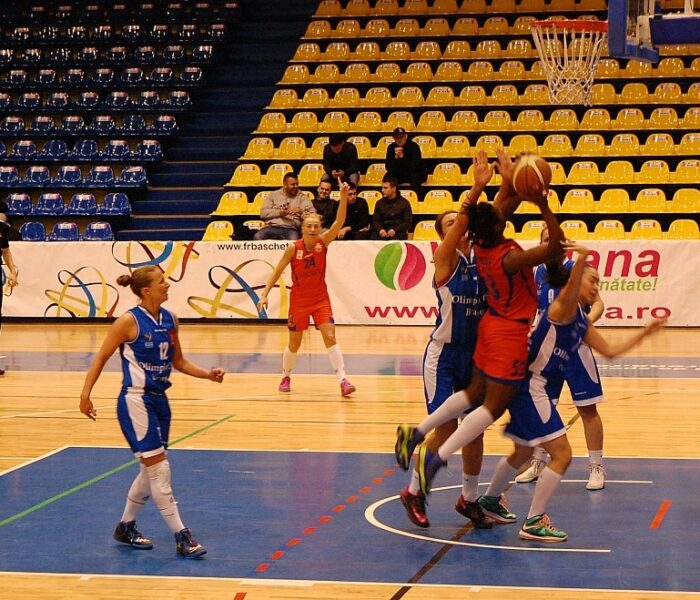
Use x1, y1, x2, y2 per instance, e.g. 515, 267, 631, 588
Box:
586, 464, 606, 490
515, 458, 547, 483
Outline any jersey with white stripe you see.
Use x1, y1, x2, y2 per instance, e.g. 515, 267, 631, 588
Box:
430, 249, 485, 347
535, 257, 575, 312
120, 306, 175, 394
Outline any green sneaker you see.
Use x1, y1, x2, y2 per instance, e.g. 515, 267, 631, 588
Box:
519, 513, 568, 543
477, 494, 517, 524
394, 424, 419, 471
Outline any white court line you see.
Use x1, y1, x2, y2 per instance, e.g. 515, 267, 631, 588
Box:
0, 446, 69, 477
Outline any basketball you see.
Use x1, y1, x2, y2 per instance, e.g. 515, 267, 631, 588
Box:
511, 154, 552, 201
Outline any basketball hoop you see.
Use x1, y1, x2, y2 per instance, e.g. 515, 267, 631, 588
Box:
531, 19, 608, 106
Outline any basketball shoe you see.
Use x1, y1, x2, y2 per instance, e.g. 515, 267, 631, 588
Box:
455, 495, 493, 529
399, 487, 429, 528
278, 376, 291, 393
340, 378, 356, 397
515, 457, 548, 483
519, 513, 568, 543
113, 520, 153, 549
477, 494, 517, 524
395, 424, 421, 471
586, 464, 606, 490
175, 528, 207, 558
417, 445, 446, 496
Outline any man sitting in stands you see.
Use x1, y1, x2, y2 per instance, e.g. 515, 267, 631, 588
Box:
255, 172, 315, 240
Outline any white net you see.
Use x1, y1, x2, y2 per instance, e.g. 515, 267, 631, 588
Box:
532, 20, 608, 106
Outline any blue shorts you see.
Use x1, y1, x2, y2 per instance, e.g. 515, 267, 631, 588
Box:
117, 389, 171, 459
564, 342, 604, 406
505, 374, 566, 447
423, 340, 474, 415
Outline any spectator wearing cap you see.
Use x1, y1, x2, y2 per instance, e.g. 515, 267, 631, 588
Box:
385, 127, 426, 192
370, 175, 412, 241
322, 134, 360, 186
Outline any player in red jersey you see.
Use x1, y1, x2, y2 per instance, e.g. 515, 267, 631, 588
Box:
258, 182, 356, 397
395, 151, 566, 500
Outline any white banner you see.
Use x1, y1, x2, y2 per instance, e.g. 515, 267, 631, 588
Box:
2, 240, 698, 326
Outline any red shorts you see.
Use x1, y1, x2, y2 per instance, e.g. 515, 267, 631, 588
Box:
473, 312, 530, 383
288, 299, 334, 331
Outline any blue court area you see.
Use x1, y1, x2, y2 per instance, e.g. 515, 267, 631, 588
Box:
3, 351, 700, 378
1, 447, 697, 593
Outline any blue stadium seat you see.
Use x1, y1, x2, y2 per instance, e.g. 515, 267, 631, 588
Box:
10, 140, 37, 160
75, 91, 101, 109
0, 166, 20, 187
35, 69, 57, 87
136, 139, 163, 161
0, 116, 24, 134
67, 25, 87, 41
93, 26, 114, 42
8, 69, 28, 86
150, 67, 173, 84
78, 46, 100, 63
121, 67, 144, 86
60, 115, 85, 134
64, 68, 86, 87
39, 139, 69, 161
0, 49, 13, 65
20, 221, 46, 241
64, 193, 97, 215
99, 191, 131, 214
122, 24, 142, 41
151, 114, 177, 134
28, 115, 55, 134
38, 26, 59, 42
178, 24, 199, 41
84, 165, 115, 187
47, 92, 71, 110
150, 24, 170, 41
92, 68, 115, 84
117, 166, 147, 187
5, 193, 32, 215
0, 140, 5, 159
163, 45, 185, 62
24, 48, 43, 64
22, 165, 51, 187
87, 115, 116, 134
180, 66, 203, 84
48, 221, 80, 241
135, 90, 161, 109
121, 114, 146, 134
52, 165, 83, 187
32, 192, 64, 215
49, 47, 71, 63
105, 91, 131, 109
0, 93, 11, 110
11, 27, 31, 42
134, 45, 157, 63
17, 93, 41, 110
207, 24, 226, 40
107, 46, 127, 63
192, 45, 213, 61
166, 90, 191, 109
72, 139, 99, 161
82, 221, 114, 240
101, 139, 131, 161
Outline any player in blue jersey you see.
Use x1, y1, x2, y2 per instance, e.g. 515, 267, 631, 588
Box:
516, 226, 607, 490
479, 243, 665, 542
79, 266, 225, 558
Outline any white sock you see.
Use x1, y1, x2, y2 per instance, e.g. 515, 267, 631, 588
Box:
485, 457, 518, 498
120, 463, 150, 523
461, 472, 480, 502
438, 406, 494, 462
408, 469, 421, 495
417, 391, 472, 436
533, 447, 549, 462
528, 466, 562, 518
589, 449, 603, 466
327, 345, 346, 382
146, 459, 185, 534
282, 347, 298, 376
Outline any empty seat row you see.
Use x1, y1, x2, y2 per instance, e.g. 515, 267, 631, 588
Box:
0, 138, 163, 162
0, 45, 214, 67
19, 220, 115, 241
5, 191, 131, 215
0, 89, 191, 111
0, 113, 178, 135
2, 66, 204, 88
511, 218, 699, 241
0, 164, 148, 187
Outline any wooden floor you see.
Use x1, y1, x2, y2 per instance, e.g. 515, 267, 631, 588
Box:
1, 322, 699, 600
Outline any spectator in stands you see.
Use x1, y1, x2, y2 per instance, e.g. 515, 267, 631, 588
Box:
336, 182, 370, 240
322, 134, 360, 186
312, 180, 337, 231
0, 213, 19, 377
371, 176, 413, 241
385, 127, 426, 192
256, 172, 315, 240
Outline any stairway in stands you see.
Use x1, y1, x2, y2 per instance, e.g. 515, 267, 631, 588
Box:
118, 0, 318, 240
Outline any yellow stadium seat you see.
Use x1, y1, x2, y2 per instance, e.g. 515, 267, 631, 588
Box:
373, 62, 401, 83
637, 160, 670, 184
323, 42, 350, 61
670, 188, 700, 212
305, 20, 331, 39
540, 134, 573, 157
331, 87, 360, 107
311, 62, 340, 83
431, 0, 459, 12
460, 0, 487, 11
518, 220, 546, 241
306, 136, 329, 158
298, 163, 325, 186
277, 136, 306, 159
459, 85, 488, 106
502, 220, 516, 239
648, 107, 678, 129
449, 110, 479, 131
574, 134, 606, 156
243, 219, 266, 232
483, 16, 509, 35
453, 17, 479, 35
490, 85, 518, 106
440, 135, 470, 157
665, 219, 700, 239
212, 191, 248, 216
263, 163, 293, 187
243, 137, 274, 159
630, 219, 663, 240
202, 220, 233, 241
402, 190, 420, 212
293, 42, 321, 62
422, 190, 454, 213
394, 86, 425, 107
346, 135, 372, 159
482, 109, 512, 130
580, 108, 611, 130
679, 132, 700, 155
250, 192, 267, 215
466, 60, 495, 80
601, 160, 635, 184
475, 134, 504, 156
653, 81, 682, 103
401, 0, 429, 14
404, 61, 433, 82
624, 59, 652, 77
509, 134, 538, 155
301, 88, 329, 108
548, 162, 566, 185
597, 189, 630, 213
373, 136, 394, 159
268, 89, 299, 109
591, 83, 616, 104
474, 39, 502, 59
548, 0, 576, 11
365, 18, 391, 36
634, 187, 668, 212
423, 18, 450, 36
362, 163, 387, 186
344, 0, 370, 15
656, 57, 685, 77
358, 190, 382, 213
561, 189, 595, 213
386, 111, 416, 132
560, 220, 589, 240
499, 60, 526, 79
434, 61, 464, 81
515, 109, 545, 130
443, 40, 472, 59
354, 41, 380, 61
643, 133, 675, 155
393, 18, 420, 37
547, 108, 579, 131
593, 220, 626, 240
319, 111, 350, 132
413, 41, 442, 60
464, 164, 501, 186
674, 158, 700, 183
289, 111, 318, 133
334, 19, 361, 37
413, 135, 438, 158
412, 220, 440, 240
521, 83, 550, 105
511, 16, 536, 34
528, 60, 545, 79
229, 163, 261, 186
609, 133, 640, 156
595, 58, 621, 78
682, 106, 700, 129
316, 0, 341, 17
354, 111, 382, 132
687, 81, 700, 103
417, 110, 447, 131
619, 82, 649, 104
364, 86, 392, 107
426, 86, 455, 106
567, 161, 600, 184
384, 41, 411, 60
504, 38, 535, 58
428, 162, 463, 185
342, 63, 371, 83
374, 0, 400, 15
615, 107, 645, 130
281, 64, 310, 84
